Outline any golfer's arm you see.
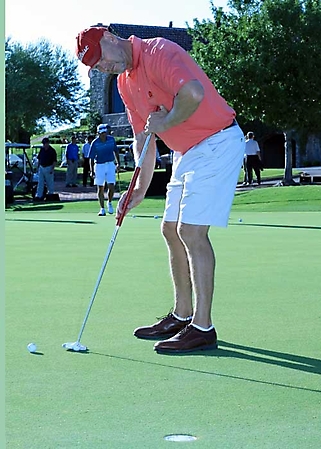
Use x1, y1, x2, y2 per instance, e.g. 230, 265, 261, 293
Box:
164, 79, 204, 129
132, 132, 156, 195
114, 150, 120, 166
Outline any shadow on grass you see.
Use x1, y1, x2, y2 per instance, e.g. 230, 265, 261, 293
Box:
7, 203, 64, 212
89, 342, 321, 394
231, 222, 321, 231
5, 218, 95, 224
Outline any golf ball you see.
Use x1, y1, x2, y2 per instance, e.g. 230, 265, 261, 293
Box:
27, 343, 37, 353
238, 218, 243, 223
132, 215, 136, 218
154, 215, 159, 219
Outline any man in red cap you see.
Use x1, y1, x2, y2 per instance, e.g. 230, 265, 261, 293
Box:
76, 26, 245, 354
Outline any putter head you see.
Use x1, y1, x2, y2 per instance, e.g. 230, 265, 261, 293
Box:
62, 341, 88, 352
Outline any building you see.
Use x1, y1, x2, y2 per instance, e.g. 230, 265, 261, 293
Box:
89, 22, 321, 167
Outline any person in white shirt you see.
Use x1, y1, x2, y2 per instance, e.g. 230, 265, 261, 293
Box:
82, 135, 94, 187
244, 132, 263, 185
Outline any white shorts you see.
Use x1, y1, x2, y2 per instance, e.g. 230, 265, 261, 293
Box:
164, 124, 245, 227
94, 162, 116, 186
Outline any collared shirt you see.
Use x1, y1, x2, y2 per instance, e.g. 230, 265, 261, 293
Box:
66, 143, 79, 160
37, 146, 57, 167
82, 142, 91, 158
89, 135, 118, 164
245, 139, 260, 156
118, 36, 235, 154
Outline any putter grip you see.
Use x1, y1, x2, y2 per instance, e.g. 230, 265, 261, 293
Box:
116, 134, 152, 227
116, 167, 141, 226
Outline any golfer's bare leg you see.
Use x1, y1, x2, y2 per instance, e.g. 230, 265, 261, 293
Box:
161, 221, 193, 318
178, 223, 215, 328
98, 185, 105, 208
107, 183, 115, 202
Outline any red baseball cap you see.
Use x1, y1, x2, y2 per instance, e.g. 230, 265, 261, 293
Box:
75, 27, 106, 68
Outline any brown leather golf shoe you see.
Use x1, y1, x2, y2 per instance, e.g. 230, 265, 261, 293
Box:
133, 313, 192, 340
154, 324, 218, 354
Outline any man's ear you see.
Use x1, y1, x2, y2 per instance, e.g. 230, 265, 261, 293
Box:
103, 30, 118, 43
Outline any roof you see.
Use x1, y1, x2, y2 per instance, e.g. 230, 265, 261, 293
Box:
105, 23, 193, 51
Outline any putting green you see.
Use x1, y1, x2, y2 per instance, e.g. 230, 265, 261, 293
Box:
5, 209, 321, 448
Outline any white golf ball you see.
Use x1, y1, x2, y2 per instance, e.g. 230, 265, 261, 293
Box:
27, 343, 37, 353
132, 215, 136, 218
238, 218, 243, 223
154, 215, 159, 219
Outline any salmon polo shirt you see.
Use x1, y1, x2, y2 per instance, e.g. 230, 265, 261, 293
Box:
117, 36, 236, 154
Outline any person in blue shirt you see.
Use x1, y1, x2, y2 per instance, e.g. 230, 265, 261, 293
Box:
89, 124, 120, 215
65, 136, 79, 187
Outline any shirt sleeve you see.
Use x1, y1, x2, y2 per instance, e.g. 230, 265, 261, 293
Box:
51, 147, 57, 162
146, 40, 196, 96
88, 142, 95, 159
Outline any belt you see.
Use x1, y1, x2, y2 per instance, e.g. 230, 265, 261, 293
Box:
221, 118, 238, 132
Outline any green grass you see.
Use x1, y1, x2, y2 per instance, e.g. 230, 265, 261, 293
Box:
6, 184, 321, 215
233, 185, 321, 211
5, 190, 321, 448
117, 168, 301, 185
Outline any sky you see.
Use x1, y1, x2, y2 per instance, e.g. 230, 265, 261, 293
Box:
5, 0, 228, 88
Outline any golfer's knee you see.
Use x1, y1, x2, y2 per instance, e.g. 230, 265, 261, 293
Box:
161, 221, 179, 243
177, 223, 207, 249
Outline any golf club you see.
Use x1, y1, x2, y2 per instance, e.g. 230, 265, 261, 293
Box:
62, 133, 152, 352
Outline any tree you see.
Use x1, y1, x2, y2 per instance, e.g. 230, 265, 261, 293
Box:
86, 110, 102, 135
189, 0, 321, 183
5, 38, 89, 142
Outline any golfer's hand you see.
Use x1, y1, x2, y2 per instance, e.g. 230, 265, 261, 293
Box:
116, 189, 144, 219
145, 105, 169, 134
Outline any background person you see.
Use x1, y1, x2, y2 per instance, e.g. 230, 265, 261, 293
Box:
82, 135, 94, 187
244, 131, 263, 185
242, 153, 248, 185
76, 26, 245, 354
89, 124, 120, 216
34, 137, 57, 201
65, 136, 79, 187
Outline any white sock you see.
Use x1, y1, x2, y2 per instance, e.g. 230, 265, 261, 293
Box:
172, 312, 193, 322
192, 323, 214, 332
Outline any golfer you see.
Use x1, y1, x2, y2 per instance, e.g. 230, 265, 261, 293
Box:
76, 26, 245, 353
89, 124, 120, 216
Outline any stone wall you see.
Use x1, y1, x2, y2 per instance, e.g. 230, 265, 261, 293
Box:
90, 71, 131, 137
90, 71, 108, 117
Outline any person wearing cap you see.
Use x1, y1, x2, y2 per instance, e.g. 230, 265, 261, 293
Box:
76, 26, 245, 354
34, 137, 57, 200
89, 124, 120, 215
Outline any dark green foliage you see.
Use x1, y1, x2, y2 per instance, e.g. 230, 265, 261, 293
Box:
189, 0, 321, 134
86, 109, 102, 134
5, 38, 89, 142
